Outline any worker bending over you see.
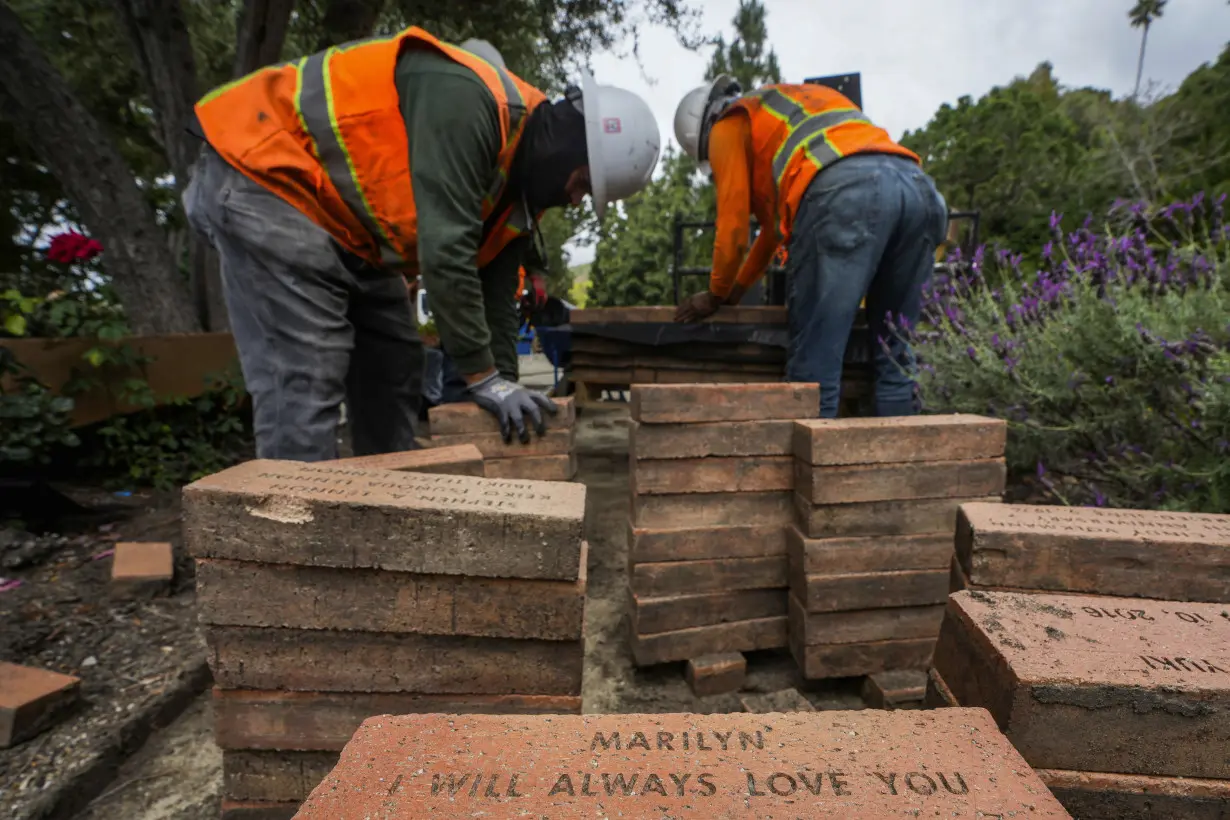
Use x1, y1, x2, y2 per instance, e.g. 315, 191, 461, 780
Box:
672, 77, 947, 418
184, 30, 660, 459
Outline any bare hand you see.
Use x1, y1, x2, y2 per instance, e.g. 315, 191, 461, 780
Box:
674, 291, 723, 323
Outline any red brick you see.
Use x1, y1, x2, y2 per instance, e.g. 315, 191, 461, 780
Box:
183, 459, 585, 581
224, 750, 337, 802
294, 710, 1069, 818
686, 653, 746, 697
632, 589, 786, 634
790, 635, 936, 680
788, 594, 943, 645
924, 667, 958, 709
957, 502, 1230, 601
196, 547, 586, 641
220, 802, 298, 820
485, 454, 576, 481
429, 397, 575, 436
424, 428, 574, 459
631, 420, 795, 459
206, 627, 582, 695
571, 305, 788, 324
861, 670, 927, 710
0, 662, 80, 748
631, 556, 787, 597
322, 444, 484, 476
792, 569, 948, 613
110, 541, 173, 596
631, 382, 819, 424
793, 414, 1007, 466
632, 456, 793, 495
787, 527, 952, 577
633, 491, 793, 528
629, 522, 787, 563
740, 689, 815, 713
212, 689, 582, 751
795, 494, 1001, 539
795, 458, 1005, 505
933, 589, 1230, 779
1038, 769, 1230, 820
632, 616, 788, 666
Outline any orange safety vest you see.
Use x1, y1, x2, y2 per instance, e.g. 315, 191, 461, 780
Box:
194, 27, 548, 272
720, 84, 920, 247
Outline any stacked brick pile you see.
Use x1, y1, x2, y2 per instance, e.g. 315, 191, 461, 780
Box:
930, 589, 1230, 818
627, 383, 819, 669
788, 415, 1007, 681
184, 459, 587, 820
422, 397, 577, 481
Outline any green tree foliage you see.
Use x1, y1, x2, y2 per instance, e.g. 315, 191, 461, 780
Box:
705, 0, 780, 90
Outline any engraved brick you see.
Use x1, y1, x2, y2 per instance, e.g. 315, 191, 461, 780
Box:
629, 522, 787, 563
294, 710, 1070, 818
633, 491, 793, 529
740, 689, 815, 713
633, 589, 786, 634
485, 454, 576, 482
924, 667, 958, 709
631, 420, 795, 460
788, 594, 944, 645
956, 502, 1230, 602
686, 653, 746, 697
787, 527, 952, 577
795, 494, 1001, 539
183, 459, 585, 581
206, 627, 582, 696
212, 689, 582, 751
1038, 769, 1230, 820
794, 458, 1005, 505
632, 382, 820, 424
197, 545, 587, 641
793, 414, 1007, 466
322, 444, 484, 476
424, 428, 574, 459
933, 589, 1230, 779
631, 556, 787, 597
791, 569, 948, 613
631, 616, 788, 666
861, 670, 927, 710
790, 635, 935, 680
224, 750, 337, 802
220, 802, 297, 820
0, 662, 80, 748
429, 397, 575, 436
632, 456, 793, 495
110, 541, 174, 596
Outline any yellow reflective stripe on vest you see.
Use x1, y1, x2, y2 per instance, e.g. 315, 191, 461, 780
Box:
483, 63, 528, 208
747, 89, 872, 187
297, 47, 404, 267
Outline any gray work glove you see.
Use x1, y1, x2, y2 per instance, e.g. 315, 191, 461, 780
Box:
467, 372, 558, 444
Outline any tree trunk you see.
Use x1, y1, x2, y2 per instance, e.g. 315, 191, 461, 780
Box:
316, 0, 387, 50
1133, 24, 1149, 99
234, 0, 297, 77
0, 3, 200, 334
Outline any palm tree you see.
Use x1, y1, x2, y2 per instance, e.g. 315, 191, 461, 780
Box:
1129, 0, 1168, 99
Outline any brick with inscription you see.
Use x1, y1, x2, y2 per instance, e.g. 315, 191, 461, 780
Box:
430, 397, 575, 436
294, 709, 1070, 818
485, 454, 576, 481
206, 627, 582, 696
631, 556, 787, 597
740, 689, 816, 713
197, 545, 587, 641
788, 595, 944, 646
686, 653, 746, 697
110, 540, 174, 597
633, 491, 793, 529
631, 616, 788, 666
224, 750, 337, 803
424, 428, 574, 459
631, 382, 820, 424
633, 589, 786, 635
1, 662, 81, 748
794, 459, 1005, 505
1038, 769, 1230, 820
957, 502, 1230, 602
323, 444, 485, 476
629, 523, 787, 563
933, 589, 1230, 778
792, 414, 1007, 466
790, 635, 936, 680
861, 670, 927, 710
787, 527, 952, 577
213, 689, 581, 751
182, 459, 585, 581
220, 801, 297, 820
632, 456, 793, 496
795, 494, 1001, 539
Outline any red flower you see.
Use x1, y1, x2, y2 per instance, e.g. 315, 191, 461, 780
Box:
46, 231, 104, 264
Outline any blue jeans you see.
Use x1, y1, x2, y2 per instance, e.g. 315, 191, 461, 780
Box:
784, 154, 947, 418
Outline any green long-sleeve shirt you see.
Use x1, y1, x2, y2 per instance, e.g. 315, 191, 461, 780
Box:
395, 45, 540, 380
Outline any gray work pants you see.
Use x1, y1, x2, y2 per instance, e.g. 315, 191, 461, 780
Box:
183, 147, 423, 462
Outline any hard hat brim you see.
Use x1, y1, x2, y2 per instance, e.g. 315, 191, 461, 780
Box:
580, 69, 608, 221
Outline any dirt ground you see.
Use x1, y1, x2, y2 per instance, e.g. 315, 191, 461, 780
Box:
3, 401, 862, 820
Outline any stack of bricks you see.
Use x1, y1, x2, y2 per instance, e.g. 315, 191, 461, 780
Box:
930, 589, 1230, 818
422, 398, 577, 482
184, 459, 588, 820
788, 415, 1008, 681
626, 383, 819, 669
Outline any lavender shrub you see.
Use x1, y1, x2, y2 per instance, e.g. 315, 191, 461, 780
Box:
891, 193, 1230, 512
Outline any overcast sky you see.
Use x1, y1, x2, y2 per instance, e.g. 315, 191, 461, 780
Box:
567, 0, 1229, 265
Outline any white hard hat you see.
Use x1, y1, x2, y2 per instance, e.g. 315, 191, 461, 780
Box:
578, 70, 661, 220
674, 74, 741, 161
460, 38, 505, 69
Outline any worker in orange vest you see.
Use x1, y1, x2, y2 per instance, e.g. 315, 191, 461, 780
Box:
672, 77, 947, 418
183, 30, 660, 458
